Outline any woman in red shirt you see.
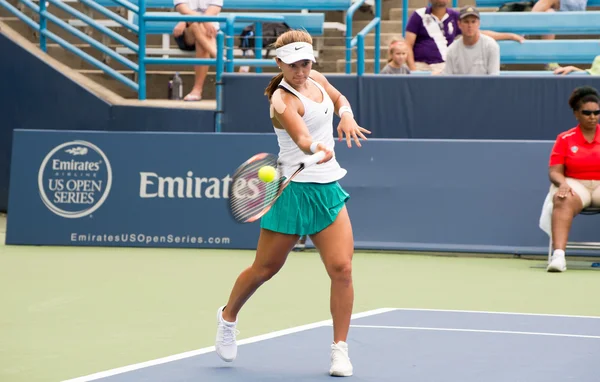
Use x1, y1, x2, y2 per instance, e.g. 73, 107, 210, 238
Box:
547, 86, 600, 272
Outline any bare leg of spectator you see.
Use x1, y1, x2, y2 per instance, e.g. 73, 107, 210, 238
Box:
550, 192, 583, 250
189, 22, 217, 58
181, 24, 215, 101
185, 41, 210, 101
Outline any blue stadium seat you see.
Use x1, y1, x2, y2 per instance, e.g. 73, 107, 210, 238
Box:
134, 12, 325, 36
92, 0, 352, 10
115, 12, 324, 58
476, 0, 600, 7
498, 40, 600, 64
480, 11, 600, 35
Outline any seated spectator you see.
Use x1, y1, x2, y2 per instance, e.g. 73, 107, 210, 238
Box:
380, 39, 411, 75
554, 55, 600, 76
543, 86, 600, 272
440, 7, 500, 75
172, 0, 222, 101
404, 0, 523, 72
531, 0, 589, 70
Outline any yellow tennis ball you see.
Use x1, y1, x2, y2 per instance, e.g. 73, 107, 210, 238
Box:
258, 165, 276, 183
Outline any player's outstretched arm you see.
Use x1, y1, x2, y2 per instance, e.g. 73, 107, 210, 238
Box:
309, 70, 371, 148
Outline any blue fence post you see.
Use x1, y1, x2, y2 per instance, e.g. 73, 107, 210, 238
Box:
374, 0, 381, 74
402, 0, 408, 38
138, 0, 146, 100
226, 16, 234, 72
345, 17, 352, 74
254, 22, 263, 74
39, 0, 47, 51
215, 31, 224, 132
357, 34, 365, 75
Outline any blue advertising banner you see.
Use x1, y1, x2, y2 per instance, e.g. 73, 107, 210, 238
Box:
7, 130, 600, 256
6, 130, 279, 248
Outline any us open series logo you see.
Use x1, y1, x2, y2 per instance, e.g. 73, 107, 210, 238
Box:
38, 141, 112, 218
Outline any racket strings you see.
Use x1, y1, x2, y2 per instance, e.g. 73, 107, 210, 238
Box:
229, 155, 282, 222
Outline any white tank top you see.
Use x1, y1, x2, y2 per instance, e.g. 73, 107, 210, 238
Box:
274, 77, 347, 183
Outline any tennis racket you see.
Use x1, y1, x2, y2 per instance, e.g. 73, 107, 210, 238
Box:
228, 151, 326, 223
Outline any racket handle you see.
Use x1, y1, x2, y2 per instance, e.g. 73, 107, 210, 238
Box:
302, 151, 326, 167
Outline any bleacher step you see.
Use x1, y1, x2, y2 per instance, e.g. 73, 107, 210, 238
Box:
319, 45, 388, 61
325, 8, 376, 23
0, 0, 101, 20
352, 19, 403, 34
43, 43, 130, 70
0, 5, 14, 17
79, 69, 218, 100
335, 58, 385, 73
324, 32, 399, 47
1, 17, 128, 44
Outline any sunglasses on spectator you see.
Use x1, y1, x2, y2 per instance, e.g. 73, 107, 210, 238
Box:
580, 110, 600, 116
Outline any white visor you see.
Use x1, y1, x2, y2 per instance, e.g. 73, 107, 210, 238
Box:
275, 42, 316, 64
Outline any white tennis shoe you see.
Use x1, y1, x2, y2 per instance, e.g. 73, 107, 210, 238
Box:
215, 305, 239, 362
329, 341, 353, 377
547, 250, 567, 272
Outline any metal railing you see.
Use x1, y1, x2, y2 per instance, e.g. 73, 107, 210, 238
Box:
346, 0, 381, 75
0, 0, 384, 130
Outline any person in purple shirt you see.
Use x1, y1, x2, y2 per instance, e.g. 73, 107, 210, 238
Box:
404, 0, 524, 72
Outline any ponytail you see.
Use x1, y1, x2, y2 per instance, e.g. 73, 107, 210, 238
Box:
264, 72, 284, 100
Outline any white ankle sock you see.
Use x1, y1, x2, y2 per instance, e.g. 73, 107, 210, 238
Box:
553, 249, 565, 258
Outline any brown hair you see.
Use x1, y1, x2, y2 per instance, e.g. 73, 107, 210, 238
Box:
387, 38, 406, 63
264, 29, 314, 100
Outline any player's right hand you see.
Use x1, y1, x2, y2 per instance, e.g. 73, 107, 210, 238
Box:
316, 144, 333, 164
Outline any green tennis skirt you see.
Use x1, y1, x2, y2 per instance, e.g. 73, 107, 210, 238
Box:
260, 180, 350, 236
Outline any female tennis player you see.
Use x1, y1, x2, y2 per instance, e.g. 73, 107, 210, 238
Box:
215, 30, 370, 377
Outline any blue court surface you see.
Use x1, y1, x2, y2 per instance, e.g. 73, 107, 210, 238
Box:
64, 308, 600, 382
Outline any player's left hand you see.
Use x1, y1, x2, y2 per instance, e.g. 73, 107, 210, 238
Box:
337, 115, 371, 148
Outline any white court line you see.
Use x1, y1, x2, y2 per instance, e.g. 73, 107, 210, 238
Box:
60, 307, 600, 381
61, 307, 396, 382
391, 308, 600, 320
348, 325, 600, 339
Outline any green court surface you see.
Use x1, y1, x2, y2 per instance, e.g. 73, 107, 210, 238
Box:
1, 219, 599, 382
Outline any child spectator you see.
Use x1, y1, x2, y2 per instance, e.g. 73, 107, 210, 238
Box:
380, 39, 411, 75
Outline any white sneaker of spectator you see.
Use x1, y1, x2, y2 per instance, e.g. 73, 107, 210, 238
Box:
547, 249, 567, 272
215, 305, 239, 362
330, 341, 353, 377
